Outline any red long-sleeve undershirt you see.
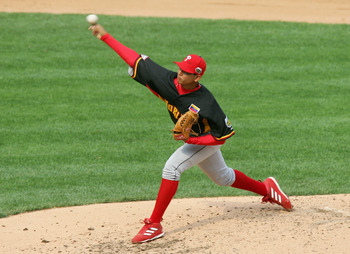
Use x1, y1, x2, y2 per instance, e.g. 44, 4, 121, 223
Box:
101, 33, 139, 67
100, 33, 225, 146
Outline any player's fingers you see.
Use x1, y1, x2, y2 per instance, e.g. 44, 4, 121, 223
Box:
88, 26, 100, 38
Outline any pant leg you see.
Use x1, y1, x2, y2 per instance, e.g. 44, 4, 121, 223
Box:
162, 144, 222, 181
197, 149, 236, 186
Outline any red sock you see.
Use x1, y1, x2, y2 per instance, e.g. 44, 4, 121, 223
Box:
231, 170, 267, 196
150, 178, 179, 223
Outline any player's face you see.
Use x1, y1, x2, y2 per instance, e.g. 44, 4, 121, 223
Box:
177, 69, 201, 89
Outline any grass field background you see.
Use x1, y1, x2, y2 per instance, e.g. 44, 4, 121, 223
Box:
0, 13, 349, 217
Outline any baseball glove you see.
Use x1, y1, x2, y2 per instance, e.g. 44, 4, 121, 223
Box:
171, 110, 199, 141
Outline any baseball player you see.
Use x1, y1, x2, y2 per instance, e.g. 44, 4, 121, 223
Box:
89, 24, 292, 244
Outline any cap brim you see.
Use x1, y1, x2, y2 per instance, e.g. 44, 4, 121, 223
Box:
174, 61, 196, 74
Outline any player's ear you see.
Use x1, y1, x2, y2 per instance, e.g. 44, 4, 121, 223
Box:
194, 75, 202, 82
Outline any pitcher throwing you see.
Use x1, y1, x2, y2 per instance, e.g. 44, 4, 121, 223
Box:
88, 23, 292, 244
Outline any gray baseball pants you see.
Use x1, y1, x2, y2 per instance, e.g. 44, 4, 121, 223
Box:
162, 143, 236, 186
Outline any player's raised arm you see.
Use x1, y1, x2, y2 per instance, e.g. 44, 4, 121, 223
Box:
89, 24, 139, 67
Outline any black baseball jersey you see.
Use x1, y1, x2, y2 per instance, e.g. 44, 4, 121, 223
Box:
128, 55, 235, 141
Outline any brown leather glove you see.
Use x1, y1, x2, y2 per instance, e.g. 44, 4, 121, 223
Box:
171, 110, 199, 141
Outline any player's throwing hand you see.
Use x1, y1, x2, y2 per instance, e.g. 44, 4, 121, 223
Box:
89, 24, 107, 39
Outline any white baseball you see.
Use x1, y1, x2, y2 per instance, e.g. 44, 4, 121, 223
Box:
86, 14, 98, 25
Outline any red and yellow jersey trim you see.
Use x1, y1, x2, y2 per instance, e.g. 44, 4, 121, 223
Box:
131, 57, 143, 79
214, 130, 236, 141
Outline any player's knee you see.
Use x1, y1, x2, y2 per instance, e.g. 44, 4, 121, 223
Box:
211, 169, 235, 186
162, 164, 181, 181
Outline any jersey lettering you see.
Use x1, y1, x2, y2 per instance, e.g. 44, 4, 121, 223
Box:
165, 101, 180, 119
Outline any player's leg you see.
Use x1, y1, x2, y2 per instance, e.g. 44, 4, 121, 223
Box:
132, 144, 220, 244
197, 149, 266, 194
151, 144, 221, 222
198, 149, 292, 210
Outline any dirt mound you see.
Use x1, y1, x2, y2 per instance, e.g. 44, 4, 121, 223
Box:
1, 195, 350, 253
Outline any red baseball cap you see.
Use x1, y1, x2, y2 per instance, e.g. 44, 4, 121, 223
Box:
174, 54, 206, 76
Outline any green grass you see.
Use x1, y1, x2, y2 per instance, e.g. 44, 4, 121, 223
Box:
0, 13, 349, 217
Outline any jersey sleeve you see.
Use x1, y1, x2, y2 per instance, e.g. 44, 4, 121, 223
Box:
128, 55, 177, 96
208, 114, 235, 141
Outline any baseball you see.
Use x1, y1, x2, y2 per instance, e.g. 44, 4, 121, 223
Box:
86, 14, 98, 25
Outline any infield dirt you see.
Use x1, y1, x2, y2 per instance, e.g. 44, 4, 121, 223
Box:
1, 1, 349, 253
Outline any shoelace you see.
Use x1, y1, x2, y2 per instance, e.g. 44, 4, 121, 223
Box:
139, 218, 151, 224
261, 196, 277, 205
139, 218, 163, 224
